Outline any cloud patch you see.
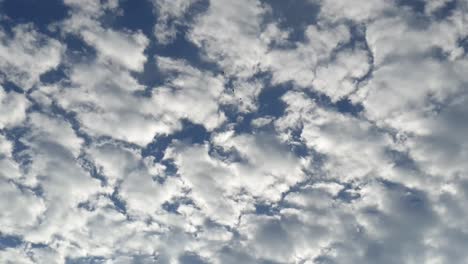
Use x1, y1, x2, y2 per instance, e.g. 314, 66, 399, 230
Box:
1, 0, 468, 263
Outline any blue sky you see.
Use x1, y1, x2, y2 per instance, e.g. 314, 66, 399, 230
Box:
1, 0, 468, 263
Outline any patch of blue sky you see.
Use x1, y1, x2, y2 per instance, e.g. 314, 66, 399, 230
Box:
0, 234, 22, 250
162, 196, 195, 214
0, 0, 68, 34
2, 126, 32, 168
110, 187, 128, 215
254, 203, 280, 216
460, 36, 468, 54
179, 252, 208, 264
0, 80, 24, 94
114, 0, 216, 89
142, 119, 209, 161
260, 0, 320, 43
66, 256, 107, 264
431, 0, 458, 20
302, 88, 365, 117
397, 0, 426, 13
102, 0, 155, 36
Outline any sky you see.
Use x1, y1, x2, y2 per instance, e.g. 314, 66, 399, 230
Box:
0, 0, 468, 263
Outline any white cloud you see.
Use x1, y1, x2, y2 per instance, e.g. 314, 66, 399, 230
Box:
152, 0, 200, 44
15, 113, 102, 246
189, 0, 268, 78
277, 91, 395, 181
188, 0, 366, 101
61, 1, 149, 72
425, 0, 453, 14
265, 24, 352, 89
0, 178, 45, 235
0, 134, 13, 156
2, 0, 468, 263
80, 28, 149, 71
312, 48, 370, 101
315, 0, 393, 22
164, 131, 307, 226
251, 116, 274, 128
63, 0, 119, 17
50, 63, 165, 145
43, 55, 227, 146
0, 247, 34, 264
152, 56, 227, 131
88, 142, 184, 217
0, 89, 29, 129
0, 24, 64, 90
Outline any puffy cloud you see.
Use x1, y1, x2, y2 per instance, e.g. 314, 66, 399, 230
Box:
276, 91, 395, 182
0, 247, 35, 264
152, 56, 227, 131
88, 142, 184, 216
2, 0, 468, 263
311, 48, 370, 101
152, 0, 201, 44
189, 0, 268, 77
315, 0, 393, 22
0, 178, 45, 235
188, 0, 365, 101
13, 113, 102, 247
63, 0, 119, 17
41, 55, 226, 146
62, 0, 149, 72
265, 24, 353, 89
47, 62, 165, 145
0, 89, 29, 129
165, 130, 307, 226
350, 5, 468, 182
0, 24, 64, 90
80, 27, 149, 71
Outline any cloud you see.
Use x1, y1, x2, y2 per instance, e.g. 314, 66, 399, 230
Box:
46, 61, 165, 145
88, 141, 184, 217
315, 0, 393, 22
0, 24, 64, 90
1, 0, 468, 262
265, 24, 353, 90
0, 247, 34, 264
0, 89, 29, 129
63, 0, 119, 17
188, 0, 269, 77
62, 0, 149, 71
40, 55, 226, 146
0, 178, 45, 235
80, 27, 149, 71
152, 56, 227, 131
152, 0, 201, 44
162, 130, 307, 229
